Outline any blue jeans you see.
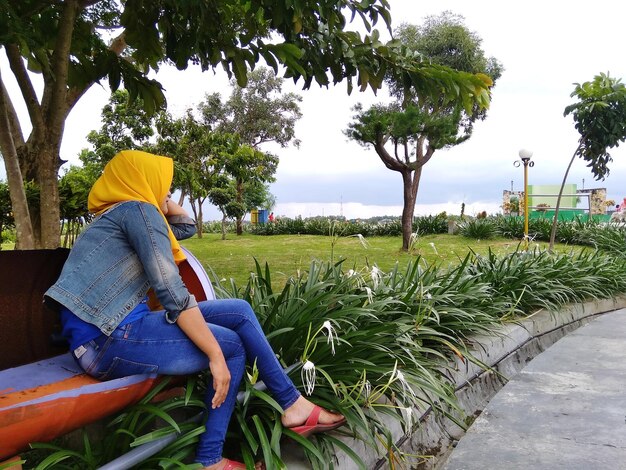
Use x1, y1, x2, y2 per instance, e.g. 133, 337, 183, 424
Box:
74, 299, 301, 466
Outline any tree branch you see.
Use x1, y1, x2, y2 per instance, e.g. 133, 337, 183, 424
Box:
375, 135, 403, 172
109, 31, 127, 56
419, 146, 436, 168
45, 0, 81, 136
0, 68, 35, 248
0, 76, 25, 149
5, 44, 45, 137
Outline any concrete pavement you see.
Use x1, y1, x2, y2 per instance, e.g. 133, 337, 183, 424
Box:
442, 308, 626, 470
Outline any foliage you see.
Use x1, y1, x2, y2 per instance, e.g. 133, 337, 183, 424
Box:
26, 234, 626, 467
458, 218, 496, 239
0, 180, 13, 241
564, 72, 626, 180
58, 166, 95, 247
388, 12, 503, 128
247, 215, 448, 238
200, 67, 302, 149
79, 90, 157, 175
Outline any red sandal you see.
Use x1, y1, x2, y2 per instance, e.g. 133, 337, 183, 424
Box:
288, 405, 347, 437
222, 459, 246, 469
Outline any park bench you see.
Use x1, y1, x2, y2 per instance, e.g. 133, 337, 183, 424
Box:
0, 247, 215, 467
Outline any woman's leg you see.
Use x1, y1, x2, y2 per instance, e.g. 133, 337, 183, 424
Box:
197, 299, 301, 410
79, 312, 246, 467
195, 299, 345, 431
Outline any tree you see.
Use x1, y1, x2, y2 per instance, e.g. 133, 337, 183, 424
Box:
223, 145, 279, 235
58, 165, 94, 247
1, 0, 491, 248
244, 181, 276, 213
155, 111, 236, 238
207, 176, 245, 241
346, 12, 501, 250
548, 73, 626, 250
199, 67, 300, 234
201, 67, 303, 149
80, 90, 156, 175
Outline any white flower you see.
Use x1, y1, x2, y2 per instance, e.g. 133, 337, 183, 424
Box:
394, 370, 416, 398
365, 286, 374, 305
429, 242, 438, 255
301, 360, 316, 396
401, 406, 414, 434
371, 266, 381, 288
350, 233, 369, 248
322, 320, 338, 355
347, 269, 355, 277
363, 380, 372, 399
424, 293, 432, 300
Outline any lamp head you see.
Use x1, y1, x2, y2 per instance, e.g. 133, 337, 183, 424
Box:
519, 148, 533, 162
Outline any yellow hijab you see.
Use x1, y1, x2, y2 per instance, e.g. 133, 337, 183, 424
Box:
88, 150, 186, 264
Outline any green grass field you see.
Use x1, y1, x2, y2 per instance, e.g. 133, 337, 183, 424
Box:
1, 233, 584, 289
181, 233, 584, 288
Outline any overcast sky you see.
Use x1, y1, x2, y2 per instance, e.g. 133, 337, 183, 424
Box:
3, 0, 626, 220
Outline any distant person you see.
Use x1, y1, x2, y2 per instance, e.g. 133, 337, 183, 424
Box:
44, 150, 345, 470
268, 212, 275, 223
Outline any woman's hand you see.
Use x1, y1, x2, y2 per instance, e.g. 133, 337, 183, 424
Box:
209, 356, 231, 408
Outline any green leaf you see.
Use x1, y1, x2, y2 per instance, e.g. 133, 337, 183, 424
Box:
252, 415, 273, 469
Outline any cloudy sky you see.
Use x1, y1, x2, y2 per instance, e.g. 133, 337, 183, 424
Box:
3, 0, 626, 220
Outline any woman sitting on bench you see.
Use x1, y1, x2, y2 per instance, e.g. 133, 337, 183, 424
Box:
44, 150, 345, 470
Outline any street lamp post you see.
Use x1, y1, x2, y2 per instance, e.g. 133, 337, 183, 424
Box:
514, 149, 534, 249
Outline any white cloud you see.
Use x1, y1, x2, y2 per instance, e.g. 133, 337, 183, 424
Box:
273, 201, 502, 220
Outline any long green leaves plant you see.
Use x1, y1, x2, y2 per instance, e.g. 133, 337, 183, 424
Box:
27, 244, 626, 469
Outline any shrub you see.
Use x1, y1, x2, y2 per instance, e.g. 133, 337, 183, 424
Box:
413, 214, 447, 235
458, 218, 496, 239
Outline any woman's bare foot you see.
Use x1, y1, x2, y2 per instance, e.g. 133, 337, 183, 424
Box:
281, 396, 344, 428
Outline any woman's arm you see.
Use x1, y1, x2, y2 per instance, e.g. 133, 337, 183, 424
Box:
122, 203, 231, 406
162, 197, 197, 240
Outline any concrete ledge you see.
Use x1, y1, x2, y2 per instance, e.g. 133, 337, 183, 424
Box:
283, 296, 626, 469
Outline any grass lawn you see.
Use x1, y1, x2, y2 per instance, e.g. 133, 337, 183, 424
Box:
2, 234, 586, 289
181, 233, 585, 289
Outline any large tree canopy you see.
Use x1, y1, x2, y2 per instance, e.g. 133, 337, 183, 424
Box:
346, 12, 501, 251
0, 0, 491, 248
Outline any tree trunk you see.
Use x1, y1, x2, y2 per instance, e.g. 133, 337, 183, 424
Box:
0, 71, 35, 249
196, 197, 204, 238
37, 145, 62, 248
236, 178, 244, 236
548, 141, 584, 251
188, 196, 200, 235
400, 167, 422, 251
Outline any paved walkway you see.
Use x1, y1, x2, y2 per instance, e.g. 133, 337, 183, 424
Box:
443, 308, 626, 470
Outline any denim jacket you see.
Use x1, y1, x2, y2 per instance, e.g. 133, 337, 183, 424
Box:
45, 201, 197, 335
